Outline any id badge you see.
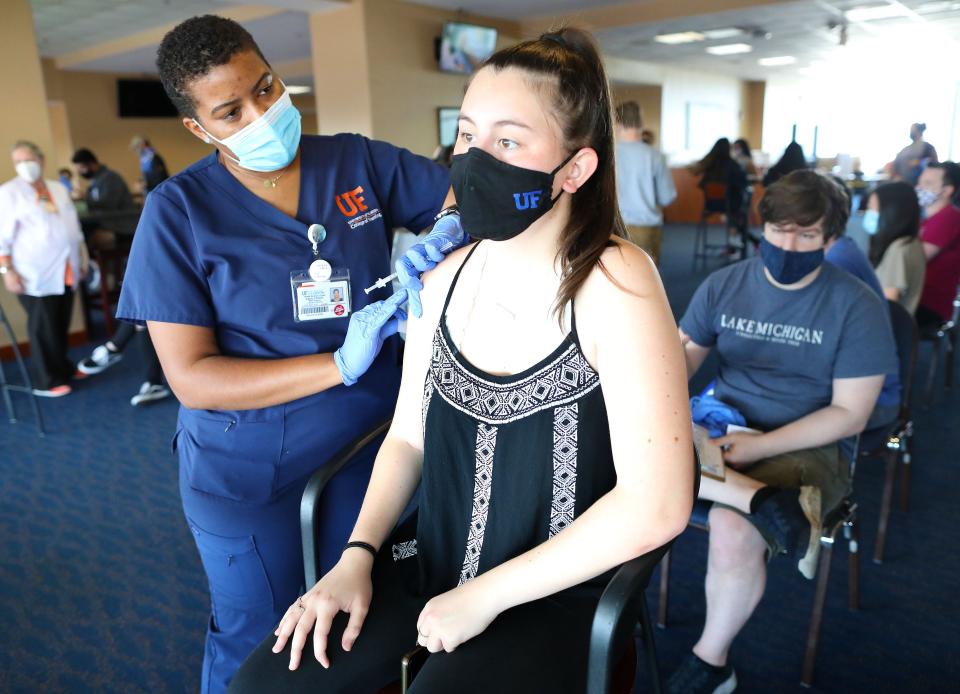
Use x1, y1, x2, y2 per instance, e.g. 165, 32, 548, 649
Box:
290, 269, 351, 322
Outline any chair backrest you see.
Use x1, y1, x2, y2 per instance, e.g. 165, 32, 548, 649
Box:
703, 182, 727, 201
887, 299, 919, 415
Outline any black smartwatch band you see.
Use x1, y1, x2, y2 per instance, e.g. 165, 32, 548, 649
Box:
433, 205, 459, 222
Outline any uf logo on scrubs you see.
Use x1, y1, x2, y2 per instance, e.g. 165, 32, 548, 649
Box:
336, 186, 369, 217
513, 191, 542, 210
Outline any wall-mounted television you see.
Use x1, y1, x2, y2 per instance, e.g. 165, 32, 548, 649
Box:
438, 22, 497, 75
117, 79, 178, 118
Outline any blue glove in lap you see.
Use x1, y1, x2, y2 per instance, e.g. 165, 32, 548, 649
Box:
334, 289, 408, 386
395, 212, 466, 318
690, 393, 747, 439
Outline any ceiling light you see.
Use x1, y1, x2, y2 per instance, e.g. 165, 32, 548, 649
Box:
845, 4, 910, 21
285, 85, 312, 95
758, 55, 797, 66
702, 28, 744, 40
654, 31, 705, 44
705, 43, 753, 55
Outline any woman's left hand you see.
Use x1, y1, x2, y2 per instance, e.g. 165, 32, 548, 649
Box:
416, 581, 499, 653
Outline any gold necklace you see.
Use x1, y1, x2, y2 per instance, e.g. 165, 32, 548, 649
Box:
263, 171, 284, 188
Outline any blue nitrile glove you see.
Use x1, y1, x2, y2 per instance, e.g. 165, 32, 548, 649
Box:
396, 212, 467, 318
334, 289, 408, 386
690, 393, 747, 439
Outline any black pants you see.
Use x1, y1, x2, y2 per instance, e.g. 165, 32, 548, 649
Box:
18, 289, 74, 390
229, 548, 600, 694
916, 304, 944, 333
109, 322, 164, 385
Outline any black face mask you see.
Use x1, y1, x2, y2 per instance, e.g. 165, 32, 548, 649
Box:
450, 147, 575, 241
78, 168, 95, 180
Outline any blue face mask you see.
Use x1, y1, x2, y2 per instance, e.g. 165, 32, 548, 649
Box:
194, 87, 302, 172
759, 237, 824, 285
862, 209, 880, 235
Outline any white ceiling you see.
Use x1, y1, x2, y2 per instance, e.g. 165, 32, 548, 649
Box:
30, 0, 960, 83
598, 0, 960, 80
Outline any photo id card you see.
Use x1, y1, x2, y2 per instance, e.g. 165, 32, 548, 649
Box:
290, 268, 351, 322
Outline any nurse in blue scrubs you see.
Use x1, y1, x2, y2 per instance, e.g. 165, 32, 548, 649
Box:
116, 16, 458, 694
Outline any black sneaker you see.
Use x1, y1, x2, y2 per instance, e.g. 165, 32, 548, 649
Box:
667, 653, 737, 694
76, 344, 123, 375
752, 486, 822, 579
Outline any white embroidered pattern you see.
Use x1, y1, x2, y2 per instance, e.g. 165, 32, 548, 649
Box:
458, 423, 498, 585
422, 373, 435, 437
391, 540, 418, 561
550, 404, 579, 536
431, 328, 600, 426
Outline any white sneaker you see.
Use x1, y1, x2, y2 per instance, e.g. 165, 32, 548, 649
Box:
130, 382, 171, 406
77, 344, 123, 375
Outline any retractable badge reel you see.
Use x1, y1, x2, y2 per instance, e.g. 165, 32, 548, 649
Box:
290, 224, 352, 322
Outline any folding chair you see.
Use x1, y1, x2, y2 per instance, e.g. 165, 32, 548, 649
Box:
920, 283, 960, 407
0, 302, 46, 435
82, 236, 132, 339
657, 466, 860, 687
850, 300, 918, 563
301, 420, 696, 694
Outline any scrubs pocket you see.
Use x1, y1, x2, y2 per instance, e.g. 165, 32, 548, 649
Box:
181, 415, 283, 504
188, 521, 274, 611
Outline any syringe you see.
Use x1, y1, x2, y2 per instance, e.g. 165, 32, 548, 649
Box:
363, 236, 459, 294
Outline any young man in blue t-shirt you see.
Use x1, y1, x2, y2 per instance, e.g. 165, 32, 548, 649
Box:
668, 170, 898, 693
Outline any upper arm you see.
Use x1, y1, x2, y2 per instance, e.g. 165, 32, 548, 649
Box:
365, 137, 450, 233
146, 321, 220, 404
679, 328, 711, 379
387, 246, 467, 450
578, 242, 694, 518
831, 375, 885, 426
0, 190, 15, 250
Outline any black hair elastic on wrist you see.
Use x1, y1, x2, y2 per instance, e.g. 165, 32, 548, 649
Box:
344, 541, 377, 558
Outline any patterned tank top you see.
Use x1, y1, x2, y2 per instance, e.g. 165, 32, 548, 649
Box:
403, 243, 617, 596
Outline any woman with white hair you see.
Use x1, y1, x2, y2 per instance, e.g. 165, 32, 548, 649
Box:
0, 140, 87, 397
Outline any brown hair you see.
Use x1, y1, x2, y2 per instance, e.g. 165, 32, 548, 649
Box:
758, 169, 850, 240
615, 101, 642, 129
481, 28, 626, 322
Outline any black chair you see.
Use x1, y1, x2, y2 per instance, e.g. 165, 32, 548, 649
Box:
301, 419, 696, 694
850, 300, 918, 563
920, 284, 960, 407
658, 455, 861, 688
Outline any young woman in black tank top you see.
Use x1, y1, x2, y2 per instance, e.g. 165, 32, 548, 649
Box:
231, 28, 694, 694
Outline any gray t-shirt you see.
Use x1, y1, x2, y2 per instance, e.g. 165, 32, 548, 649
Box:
875, 236, 926, 315
615, 141, 676, 226
680, 258, 898, 431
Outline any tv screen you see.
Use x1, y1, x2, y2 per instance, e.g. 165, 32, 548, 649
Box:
439, 22, 497, 75
117, 79, 178, 118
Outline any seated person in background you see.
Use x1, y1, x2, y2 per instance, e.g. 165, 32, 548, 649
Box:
863, 182, 926, 314
668, 170, 897, 694
614, 100, 677, 264
762, 140, 809, 188
732, 138, 758, 180
916, 161, 960, 331
823, 178, 902, 433
71, 148, 137, 240
230, 28, 694, 694
690, 137, 747, 252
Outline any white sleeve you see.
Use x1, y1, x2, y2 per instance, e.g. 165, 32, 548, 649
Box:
0, 185, 17, 256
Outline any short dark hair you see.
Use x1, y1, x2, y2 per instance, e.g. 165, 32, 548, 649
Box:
71, 148, 98, 165
615, 101, 642, 129
928, 161, 960, 203
759, 169, 850, 240
156, 15, 268, 119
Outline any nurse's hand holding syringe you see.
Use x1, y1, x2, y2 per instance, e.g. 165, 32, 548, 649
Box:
364, 209, 466, 318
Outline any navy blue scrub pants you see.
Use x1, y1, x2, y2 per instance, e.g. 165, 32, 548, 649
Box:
180, 447, 376, 694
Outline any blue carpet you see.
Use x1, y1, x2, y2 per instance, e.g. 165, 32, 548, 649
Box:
1, 224, 957, 692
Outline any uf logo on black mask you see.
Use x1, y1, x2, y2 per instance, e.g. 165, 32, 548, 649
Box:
513, 190, 543, 210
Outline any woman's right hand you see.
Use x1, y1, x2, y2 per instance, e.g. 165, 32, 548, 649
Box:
272, 552, 374, 671
2, 268, 24, 294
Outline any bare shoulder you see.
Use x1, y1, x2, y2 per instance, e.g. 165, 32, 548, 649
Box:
577, 236, 665, 312
419, 242, 475, 311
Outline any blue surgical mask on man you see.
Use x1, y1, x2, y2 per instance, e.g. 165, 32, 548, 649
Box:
759, 237, 824, 285
194, 85, 302, 172
862, 209, 880, 235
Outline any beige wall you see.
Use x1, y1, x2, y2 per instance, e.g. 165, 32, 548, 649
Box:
741, 80, 765, 150
41, 60, 318, 188
0, 0, 76, 349
611, 83, 662, 146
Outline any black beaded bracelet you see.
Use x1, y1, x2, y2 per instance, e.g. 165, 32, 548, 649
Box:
433, 205, 459, 222
343, 541, 377, 558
